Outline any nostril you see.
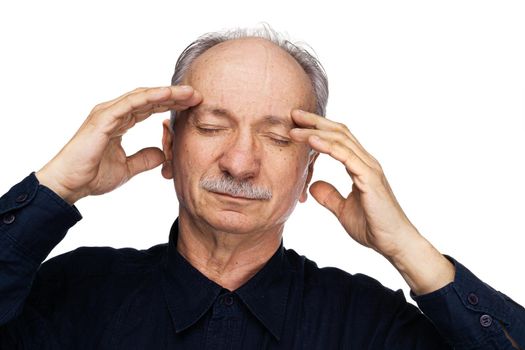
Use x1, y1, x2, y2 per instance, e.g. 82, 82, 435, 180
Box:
218, 151, 260, 180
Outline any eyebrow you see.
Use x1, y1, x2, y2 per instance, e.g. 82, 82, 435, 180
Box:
261, 115, 295, 130
190, 104, 295, 129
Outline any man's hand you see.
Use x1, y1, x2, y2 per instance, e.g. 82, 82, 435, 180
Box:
36, 86, 202, 205
290, 109, 454, 295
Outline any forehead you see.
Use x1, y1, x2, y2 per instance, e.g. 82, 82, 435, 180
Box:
183, 38, 316, 116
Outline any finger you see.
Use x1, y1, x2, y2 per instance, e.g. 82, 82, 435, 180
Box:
94, 85, 200, 114
308, 134, 371, 177
170, 86, 203, 107
291, 109, 365, 150
290, 126, 371, 175
126, 147, 165, 179
309, 180, 345, 217
93, 86, 202, 135
92, 87, 149, 112
289, 128, 375, 169
129, 91, 203, 121
290, 128, 357, 154
107, 85, 194, 109
105, 86, 193, 119
127, 87, 203, 121
129, 102, 190, 121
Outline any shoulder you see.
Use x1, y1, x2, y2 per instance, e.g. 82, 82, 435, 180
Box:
27, 243, 168, 312
284, 247, 404, 302
37, 243, 167, 283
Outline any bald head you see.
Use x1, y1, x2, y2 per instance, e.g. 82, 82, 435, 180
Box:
169, 27, 329, 130
181, 38, 316, 117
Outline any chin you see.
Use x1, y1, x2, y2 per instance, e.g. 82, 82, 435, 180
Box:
200, 210, 264, 235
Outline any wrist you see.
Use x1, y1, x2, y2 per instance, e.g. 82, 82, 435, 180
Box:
386, 231, 455, 295
35, 167, 80, 205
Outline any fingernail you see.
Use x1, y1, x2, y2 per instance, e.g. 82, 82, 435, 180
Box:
178, 85, 193, 92
309, 135, 323, 144
152, 87, 170, 97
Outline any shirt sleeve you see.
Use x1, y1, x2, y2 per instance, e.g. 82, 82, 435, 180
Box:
0, 173, 82, 326
412, 256, 525, 349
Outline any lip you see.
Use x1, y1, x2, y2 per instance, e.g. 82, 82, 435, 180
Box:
210, 191, 255, 201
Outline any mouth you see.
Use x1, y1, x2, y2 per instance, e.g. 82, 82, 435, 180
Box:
209, 190, 257, 201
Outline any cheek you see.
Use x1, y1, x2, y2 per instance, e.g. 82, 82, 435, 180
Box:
265, 148, 309, 195
172, 136, 217, 207
175, 132, 219, 169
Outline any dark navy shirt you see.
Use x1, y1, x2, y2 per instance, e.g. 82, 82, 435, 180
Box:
0, 173, 524, 349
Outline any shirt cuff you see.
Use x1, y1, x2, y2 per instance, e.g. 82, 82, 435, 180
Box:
0, 172, 82, 264
411, 255, 518, 348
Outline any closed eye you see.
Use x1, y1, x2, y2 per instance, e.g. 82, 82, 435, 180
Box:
266, 133, 292, 146
196, 125, 227, 134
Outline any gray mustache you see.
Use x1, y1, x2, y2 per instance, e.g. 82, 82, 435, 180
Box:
200, 175, 272, 200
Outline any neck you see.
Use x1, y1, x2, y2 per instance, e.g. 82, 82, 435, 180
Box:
176, 209, 283, 291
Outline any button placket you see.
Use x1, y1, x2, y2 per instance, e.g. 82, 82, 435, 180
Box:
2, 213, 15, 224
15, 193, 28, 203
467, 293, 479, 305
480, 314, 493, 328
223, 294, 234, 306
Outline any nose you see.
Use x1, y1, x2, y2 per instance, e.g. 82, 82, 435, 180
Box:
218, 130, 261, 181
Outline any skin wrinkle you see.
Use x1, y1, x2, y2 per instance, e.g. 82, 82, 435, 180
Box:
190, 104, 296, 131
188, 105, 296, 147
261, 41, 271, 103
162, 37, 317, 290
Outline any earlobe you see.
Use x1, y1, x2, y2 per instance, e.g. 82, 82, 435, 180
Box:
161, 119, 174, 180
161, 162, 173, 180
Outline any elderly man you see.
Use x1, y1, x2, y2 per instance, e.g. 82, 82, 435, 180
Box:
0, 27, 523, 349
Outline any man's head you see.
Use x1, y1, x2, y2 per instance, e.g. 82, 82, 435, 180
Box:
161, 26, 329, 235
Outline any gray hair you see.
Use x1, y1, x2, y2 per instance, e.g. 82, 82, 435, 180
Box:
169, 24, 329, 130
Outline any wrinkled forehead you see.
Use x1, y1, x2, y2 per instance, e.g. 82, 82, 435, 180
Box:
182, 38, 317, 115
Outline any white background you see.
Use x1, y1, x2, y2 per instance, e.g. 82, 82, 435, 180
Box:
1, 1, 524, 306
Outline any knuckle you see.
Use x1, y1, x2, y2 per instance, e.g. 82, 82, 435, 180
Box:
335, 132, 348, 144
370, 156, 383, 170
346, 150, 357, 163
337, 122, 350, 133
337, 144, 354, 161
368, 162, 384, 179
91, 102, 108, 113
327, 139, 339, 152
123, 95, 135, 105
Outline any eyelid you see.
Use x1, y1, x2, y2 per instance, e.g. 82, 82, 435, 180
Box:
264, 132, 292, 146
266, 131, 290, 140
196, 123, 227, 128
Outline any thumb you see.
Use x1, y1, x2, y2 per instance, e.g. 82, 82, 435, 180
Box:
126, 147, 166, 178
309, 180, 345, 217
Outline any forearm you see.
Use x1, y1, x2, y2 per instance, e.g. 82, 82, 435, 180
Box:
385, 228, 525, 348
385, 227, 455, 296
0, 173, 81, 325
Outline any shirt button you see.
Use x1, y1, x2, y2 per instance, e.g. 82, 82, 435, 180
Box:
223, 295, 234, 306
480, 314, 493, 328
3, 214, 15, 224
15, 193, 28, 203
467, 293, 479, 305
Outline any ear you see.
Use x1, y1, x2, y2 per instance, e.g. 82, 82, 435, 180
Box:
161, 119, 174, 179
299, 151, 319, 203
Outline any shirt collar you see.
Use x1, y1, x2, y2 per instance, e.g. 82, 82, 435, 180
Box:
161, 218, 293, 341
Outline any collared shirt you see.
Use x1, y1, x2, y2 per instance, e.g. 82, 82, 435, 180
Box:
0, 173, 524, 349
